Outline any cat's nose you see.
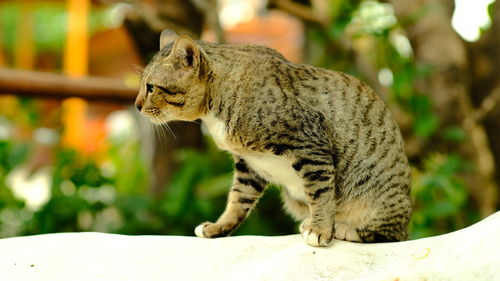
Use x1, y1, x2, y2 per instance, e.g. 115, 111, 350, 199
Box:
135, 103, 142, 111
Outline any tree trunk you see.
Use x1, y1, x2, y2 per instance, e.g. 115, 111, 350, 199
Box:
123, 0, 205, 196
468, 0, 500, 209
388, 0, 498, 215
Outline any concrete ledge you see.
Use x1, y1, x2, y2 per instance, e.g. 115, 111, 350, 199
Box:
1, 212, 499, 281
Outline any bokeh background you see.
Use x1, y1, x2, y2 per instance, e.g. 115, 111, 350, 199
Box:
0, 0, 499, 239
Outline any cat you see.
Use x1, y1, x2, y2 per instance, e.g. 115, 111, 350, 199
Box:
135, 29, 412, 247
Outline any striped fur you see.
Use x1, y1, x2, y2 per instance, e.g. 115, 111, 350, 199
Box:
136, 31, 412, 246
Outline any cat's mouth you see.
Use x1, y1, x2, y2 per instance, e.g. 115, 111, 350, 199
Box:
141, 107, 172, 124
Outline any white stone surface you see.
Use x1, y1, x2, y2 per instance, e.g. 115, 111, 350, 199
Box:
1, 212, 499, 281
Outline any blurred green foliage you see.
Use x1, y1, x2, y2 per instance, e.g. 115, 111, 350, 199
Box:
0, 112, 295, 237
411, 154, 476, 238
0, 0, 485, 240
305, 0, 479, 239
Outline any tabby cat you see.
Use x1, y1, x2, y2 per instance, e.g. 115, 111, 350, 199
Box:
135, 29, 412, 247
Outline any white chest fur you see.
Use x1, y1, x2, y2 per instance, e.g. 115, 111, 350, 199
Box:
201, 113, 231, 150
201, 113, 306, 201
243, 154, 305, 201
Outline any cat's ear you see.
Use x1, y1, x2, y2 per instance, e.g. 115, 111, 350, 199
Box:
160, 29, 178, 50
171, 35, 200, 68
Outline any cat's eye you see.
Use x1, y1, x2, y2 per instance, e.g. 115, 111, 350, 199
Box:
146, 83, 154, 93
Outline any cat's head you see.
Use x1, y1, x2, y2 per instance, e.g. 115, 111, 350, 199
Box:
135, 29, 209, 123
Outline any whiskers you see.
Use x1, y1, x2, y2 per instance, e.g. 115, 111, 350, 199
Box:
157, 121, 177, 140
141, 106, 203, 144
184, 119, 202, 125
132, 64, 145, 76
150, 112, 177, 143
150, 119, 173, 147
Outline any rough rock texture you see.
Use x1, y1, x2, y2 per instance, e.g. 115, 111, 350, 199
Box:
1, 212, 499, 281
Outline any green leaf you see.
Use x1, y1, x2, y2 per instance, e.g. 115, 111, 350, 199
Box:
195, 173, 232, 198
442, 127, 466, 142
413, 113, 438, 138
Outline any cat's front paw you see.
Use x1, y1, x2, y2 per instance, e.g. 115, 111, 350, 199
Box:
300, 219, 334, 247
194, 222, 211, 238
194, 222, 232, 238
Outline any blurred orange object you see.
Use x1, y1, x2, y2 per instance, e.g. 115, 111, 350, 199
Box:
61, 98, 87, 151
64, 0, 89, 78
61, 0, 107, 160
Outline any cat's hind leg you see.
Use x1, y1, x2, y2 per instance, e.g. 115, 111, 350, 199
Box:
195, 157, 267, 238
355, 210, 411, 242
355, 224, 406, 242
